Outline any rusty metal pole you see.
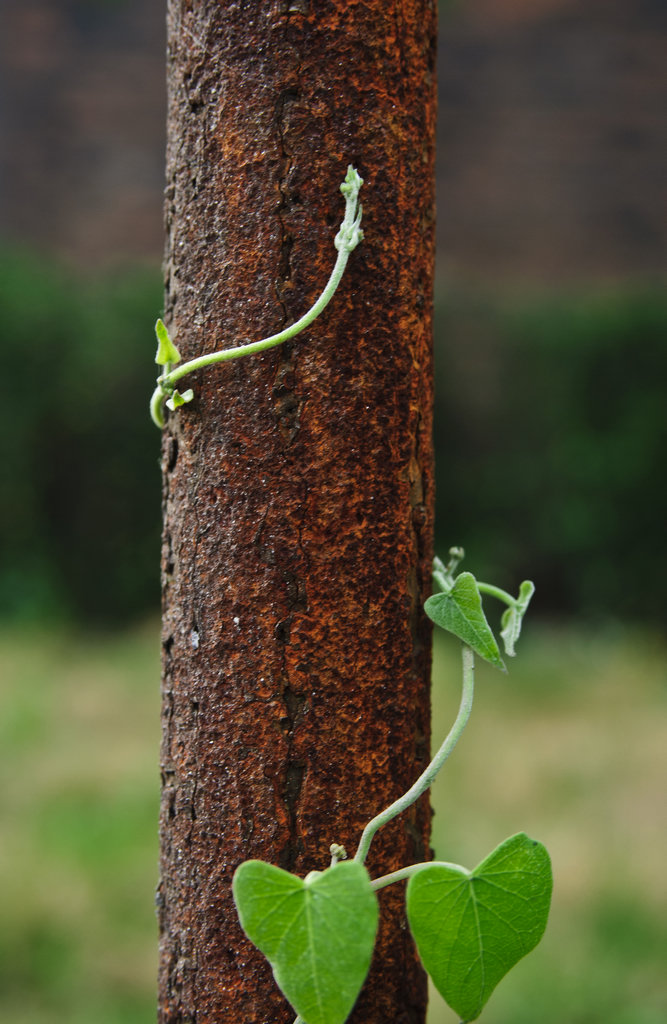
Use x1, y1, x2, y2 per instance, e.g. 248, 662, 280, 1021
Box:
157, 2, 437, 1021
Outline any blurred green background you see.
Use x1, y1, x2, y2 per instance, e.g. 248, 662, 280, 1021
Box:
2, 250, 666, 626
2, 625, 665, 1023
1, 0, 665, 1021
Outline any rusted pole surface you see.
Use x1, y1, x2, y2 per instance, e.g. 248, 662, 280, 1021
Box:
158, 2, 437, 1021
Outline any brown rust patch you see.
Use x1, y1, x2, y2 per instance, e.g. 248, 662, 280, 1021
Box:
159, 2, 437, 1021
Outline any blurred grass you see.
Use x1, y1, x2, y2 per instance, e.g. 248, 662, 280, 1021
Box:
428, 627, 667, 1024
1, 621, 665, 1022
0, 624, 159, 1024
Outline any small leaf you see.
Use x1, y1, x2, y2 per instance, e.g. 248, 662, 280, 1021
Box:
233, 859, 378, 1024
500, 580, 535, 657
406, 833, 552, 1022
155, 318, 181, 366
165, 388, 194, 411
425, 572, 505, 669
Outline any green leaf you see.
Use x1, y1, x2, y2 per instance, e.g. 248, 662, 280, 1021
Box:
154, 318, 181, 366
165, 388, 194, 411
233, 859, 378, 1024
500, 580, 535, 657
406, 833, 552, 1022
425, 572, 505, 669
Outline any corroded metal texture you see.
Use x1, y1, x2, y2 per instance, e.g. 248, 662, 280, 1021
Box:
158, 1, 437, 1021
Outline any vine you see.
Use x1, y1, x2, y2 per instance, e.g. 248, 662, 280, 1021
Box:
232, 548, 549, 1024
152, 167, 552, 1023
150, 165, 363, 428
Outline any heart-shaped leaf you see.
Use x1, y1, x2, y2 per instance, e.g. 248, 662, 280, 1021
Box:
425, 572, 505, 669
233, 859, 378, 1024
500, 580, 535, 656
406, 833, 552, 1022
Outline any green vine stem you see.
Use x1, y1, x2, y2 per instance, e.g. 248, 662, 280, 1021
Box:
432, 549, 463, 592
150, 165, 364, 428
353, 644, 475, 866
434, 551, 515, 609
288, 643, 475, 1024
369, 860, 466, 892
476, 581, 516, 607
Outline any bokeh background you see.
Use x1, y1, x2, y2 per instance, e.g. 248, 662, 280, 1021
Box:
1, 1, 665, 1022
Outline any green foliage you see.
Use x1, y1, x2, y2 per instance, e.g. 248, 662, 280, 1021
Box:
232, 552, 548, 1023
1, 247, 663, 626
165, 388, 193, 411
0, 246, 161, 623
233, 861, 378, 1024
154, 318, 180, 366
425, 572, 505, 669
434, 286, 667, 623
406, 834, 552, 1022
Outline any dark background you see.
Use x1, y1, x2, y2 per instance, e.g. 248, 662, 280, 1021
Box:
2, 0, 665, 629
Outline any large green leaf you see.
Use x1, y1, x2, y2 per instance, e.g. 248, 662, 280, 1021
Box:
233, 859, 378, 1024
406, 833, 552, 1022
425, 572, 505, 669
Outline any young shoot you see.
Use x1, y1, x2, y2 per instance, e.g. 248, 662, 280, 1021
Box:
150, 165, 364, 428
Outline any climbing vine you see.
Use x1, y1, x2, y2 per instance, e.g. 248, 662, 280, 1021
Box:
151, 167, 552, 1024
